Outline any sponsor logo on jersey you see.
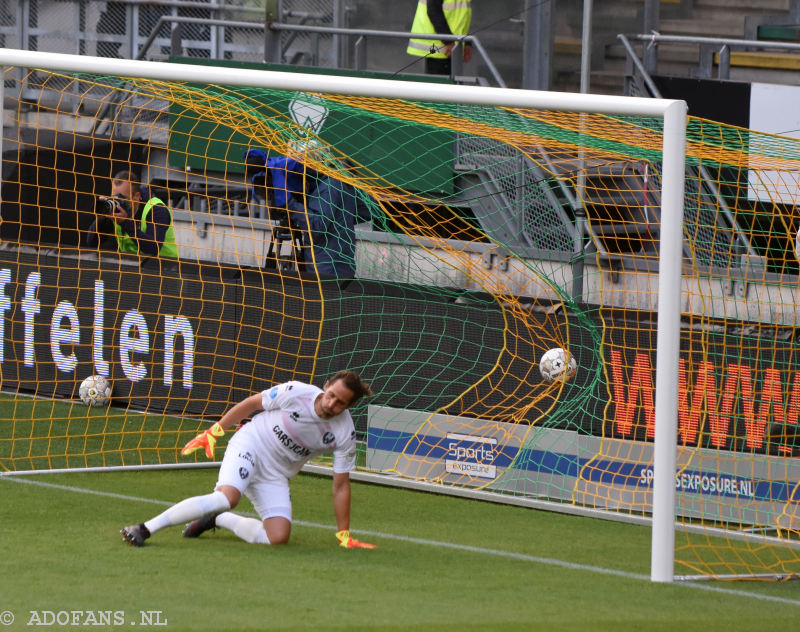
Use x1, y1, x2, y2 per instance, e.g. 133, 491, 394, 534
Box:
272, 424, 311, 458
269, 386, 279, 399
239, 467, 250, 480
289, 411, 300, 422
238, 451, 254, 466
322, 431, 335, 444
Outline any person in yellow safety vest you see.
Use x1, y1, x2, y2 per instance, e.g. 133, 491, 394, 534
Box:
86, 170, 179, 259
407, 0, 472, 76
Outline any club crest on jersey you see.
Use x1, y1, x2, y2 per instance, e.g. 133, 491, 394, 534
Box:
269, 386, 279, 399
322, 431, 335, 444
239, 467, 250, 480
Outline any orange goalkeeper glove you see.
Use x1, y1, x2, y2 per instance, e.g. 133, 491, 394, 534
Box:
181, 422, 225, 459
336, 529, 376, 549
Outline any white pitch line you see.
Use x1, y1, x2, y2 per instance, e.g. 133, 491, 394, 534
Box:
4, 475, 800, 608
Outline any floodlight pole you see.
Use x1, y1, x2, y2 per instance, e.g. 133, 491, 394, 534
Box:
264, 0, 282, 63
522, 0, 552, 90
575, 0, 593, 303
643, 0, 660, 74
580, 0, 593, 94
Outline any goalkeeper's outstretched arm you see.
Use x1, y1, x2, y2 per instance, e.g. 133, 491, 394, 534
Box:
181, 393, 264, 458
216, 393, 264, 430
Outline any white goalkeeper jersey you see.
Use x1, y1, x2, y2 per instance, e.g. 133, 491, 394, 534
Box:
246, 381, 357, 479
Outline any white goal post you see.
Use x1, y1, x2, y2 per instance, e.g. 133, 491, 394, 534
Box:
0, 48, 688, 583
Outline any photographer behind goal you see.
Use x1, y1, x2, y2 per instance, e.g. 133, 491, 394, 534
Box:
85, 170, 178, 259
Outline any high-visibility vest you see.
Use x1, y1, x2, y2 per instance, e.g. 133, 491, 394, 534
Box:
407, 0, 472, 59
114, 197, 179, 258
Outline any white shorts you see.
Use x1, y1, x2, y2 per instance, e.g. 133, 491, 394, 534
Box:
216, 427, 293, 522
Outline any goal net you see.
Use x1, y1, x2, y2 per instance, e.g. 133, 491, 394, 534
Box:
0, 50, 797, 581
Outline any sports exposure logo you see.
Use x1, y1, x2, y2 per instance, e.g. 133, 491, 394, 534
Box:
444, 433, 497, 479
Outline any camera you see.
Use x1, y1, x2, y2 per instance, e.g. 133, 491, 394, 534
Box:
96, 197, 117, 215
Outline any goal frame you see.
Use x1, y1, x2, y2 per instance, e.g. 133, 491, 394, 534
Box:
0, 48, 688, 582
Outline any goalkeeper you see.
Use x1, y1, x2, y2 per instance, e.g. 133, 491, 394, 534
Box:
121, 371, 376, 549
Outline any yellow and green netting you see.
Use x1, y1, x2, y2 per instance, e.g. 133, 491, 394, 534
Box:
1, 64, 799, 578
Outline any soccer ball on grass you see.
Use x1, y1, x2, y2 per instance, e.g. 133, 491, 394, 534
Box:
539, 348, 577, 383
79, 375, 112, 407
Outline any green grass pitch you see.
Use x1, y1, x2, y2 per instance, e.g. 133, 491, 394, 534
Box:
2, 468, 800, 631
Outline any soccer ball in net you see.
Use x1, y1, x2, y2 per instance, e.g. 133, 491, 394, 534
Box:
539, 348, 577, 383
79, 375, 112, 407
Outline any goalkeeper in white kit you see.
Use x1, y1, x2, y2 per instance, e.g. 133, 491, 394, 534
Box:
121, 371, 376, 549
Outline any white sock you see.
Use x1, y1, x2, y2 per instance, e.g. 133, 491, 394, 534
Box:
144, 490, 230, 534
215, 512, 271, 544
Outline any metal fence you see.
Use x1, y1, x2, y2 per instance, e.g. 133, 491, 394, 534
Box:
0, 0, 343, 65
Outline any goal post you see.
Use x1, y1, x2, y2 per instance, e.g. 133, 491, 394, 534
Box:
0, 46, 743, 583
651, 100, 687, 583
